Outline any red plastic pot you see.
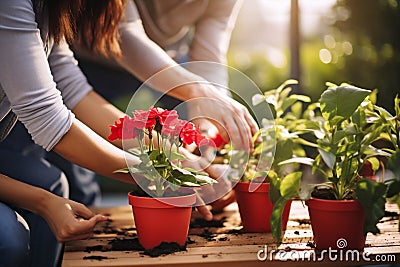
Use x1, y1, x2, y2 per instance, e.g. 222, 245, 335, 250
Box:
234, 182, 292, 232
306, 198, 366, 250
128, 192, 196, 250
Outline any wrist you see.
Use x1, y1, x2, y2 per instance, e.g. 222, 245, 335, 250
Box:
32, 188, 56, 216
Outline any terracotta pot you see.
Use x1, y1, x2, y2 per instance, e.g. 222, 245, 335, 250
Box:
306, 198, 366, 250
128, 192, 196, 250
360, 161, 379, 181
234, 182, 292, 232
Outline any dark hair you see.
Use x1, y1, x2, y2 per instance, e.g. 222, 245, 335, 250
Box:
38, 0, 126, 57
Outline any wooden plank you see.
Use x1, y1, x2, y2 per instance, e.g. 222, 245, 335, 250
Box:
62, 201, 400, 267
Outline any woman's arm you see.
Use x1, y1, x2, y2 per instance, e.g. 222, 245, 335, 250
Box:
0, 0, 138, 184
53, 118, 140, 184
116, 1, 257, 151
0, 174, 108, 242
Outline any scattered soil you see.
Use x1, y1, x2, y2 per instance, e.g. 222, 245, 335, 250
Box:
199, 229, 217, 241
142, 242, 186, 257
186, 237, 196, 244
293, 219, 310, 225
83, 255, 115, 261
306, 241, 316, 248
109, 237, 143, 251
190, 217, 226, 228
218, 236, 229, 241
84, 237, 191, 260
93, 219, 127, 235
224, 228, 243, 235
384, 210, 399, 218
84, 245, 108, 253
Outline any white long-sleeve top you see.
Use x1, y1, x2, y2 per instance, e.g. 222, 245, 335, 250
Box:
77, 0, 242, 90
0, 0, 93, 151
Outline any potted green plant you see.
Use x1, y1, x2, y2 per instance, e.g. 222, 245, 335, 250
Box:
108, 106, 216, 250
228, 80, 310, 241
380, 95, 400, 228
281, 83, 396, 250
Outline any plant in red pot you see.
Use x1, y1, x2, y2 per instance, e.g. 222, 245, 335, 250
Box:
108, 107, 216, 250
227, 80, 311, 242
281, 84, 396, 250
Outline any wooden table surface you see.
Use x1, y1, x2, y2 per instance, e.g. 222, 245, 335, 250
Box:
62, 200, 400, 267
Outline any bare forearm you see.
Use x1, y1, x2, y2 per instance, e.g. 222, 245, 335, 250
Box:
0, 174, 53, 215
53, 119, 138, 184
73, 91, 124, 146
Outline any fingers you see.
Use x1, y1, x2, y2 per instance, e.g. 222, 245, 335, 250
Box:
195, 192, 213, 221
211, 97, 255, 152
69, 201, 95, 219
58, 214, 108, 243
196, 205, 213, 221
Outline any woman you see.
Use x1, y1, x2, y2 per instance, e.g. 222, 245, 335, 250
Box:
0, 0, 233, 266
0, 1, 138, 266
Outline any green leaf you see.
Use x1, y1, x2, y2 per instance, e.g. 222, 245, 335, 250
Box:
294, 137, 319, 148
388, 150, 400, 179
356, 178, 387, 234
169, 151, 186, 160
387, 180, 400, 198
113, 168, 130, 173
366, 157, 380, 172
278, 157, 314, 166
332, 130, 347, 144
270, 197, 289, 243
320, 85, 371, 121
276, 79, 298, 92
252, 93, 265, 106
269, 171, 281, 204
318, 148, 336, 170
195, 175, 218, 185
289, 94, 311, 103
280, 172, 302, 199
182, 181, 201, 187
182, 167, 199, 174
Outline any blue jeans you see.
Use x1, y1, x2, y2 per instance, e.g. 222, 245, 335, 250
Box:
0, 203, 29, 267
0, 121, 101, 207
0, 122, 69, 267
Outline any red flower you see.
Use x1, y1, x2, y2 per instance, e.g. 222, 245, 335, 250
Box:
122, 116, 140, 139
159, 109, 178, 126
195, 131, 207, 146
133, 108, 157, 131
108, 117, 124, 141
179, 122, 207, 146
108, 116, 141, 141
179, 122, 195, 145
161, 116, 184, 136
210, 133, 228, 148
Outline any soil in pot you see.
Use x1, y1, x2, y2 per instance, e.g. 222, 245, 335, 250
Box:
234, 182, 292, 232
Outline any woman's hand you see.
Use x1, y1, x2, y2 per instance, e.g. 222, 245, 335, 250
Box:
40, 196, 108, 243
180, 148, 235, 219
187, 83, 258, 152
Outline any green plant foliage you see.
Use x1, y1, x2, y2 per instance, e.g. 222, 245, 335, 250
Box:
270, 172, 302, 243
355, 178, 387, 234
278, 83, 400, 236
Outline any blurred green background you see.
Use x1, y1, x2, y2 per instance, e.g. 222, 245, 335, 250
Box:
229, 0, 399, 112
99, 0, 400, 196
